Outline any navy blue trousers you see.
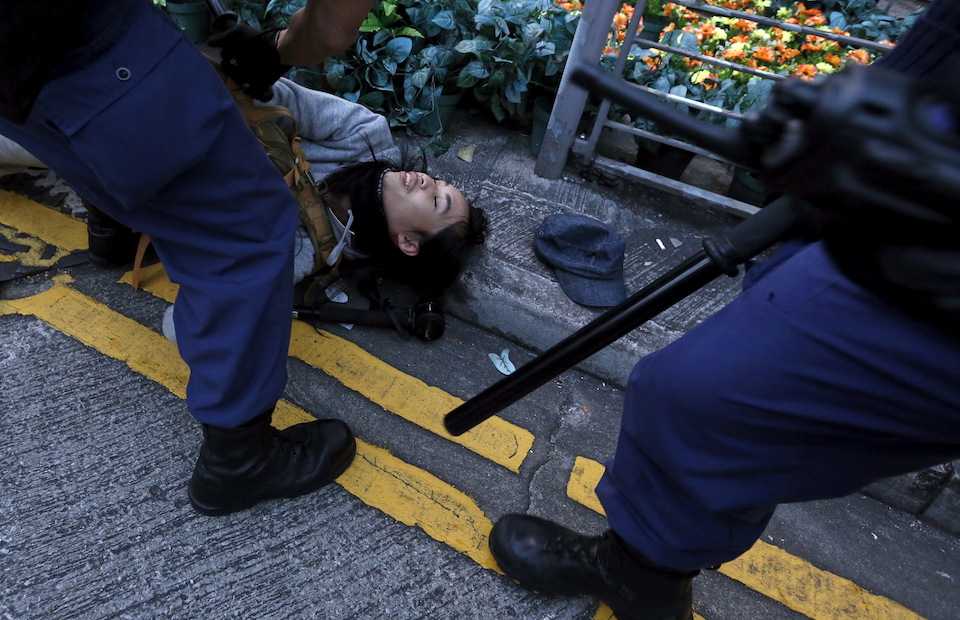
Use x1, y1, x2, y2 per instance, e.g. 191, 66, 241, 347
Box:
597, 238, 960, 571
0, 2, 298, 427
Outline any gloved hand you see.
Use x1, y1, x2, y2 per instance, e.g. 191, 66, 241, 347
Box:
207, 12, 291, 101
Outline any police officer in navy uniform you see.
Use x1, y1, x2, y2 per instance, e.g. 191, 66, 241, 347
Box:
0, 0, 373, 516
488, 2, 960, 618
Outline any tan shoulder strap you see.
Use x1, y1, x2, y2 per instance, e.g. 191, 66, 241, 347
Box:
131, 233, 152, 290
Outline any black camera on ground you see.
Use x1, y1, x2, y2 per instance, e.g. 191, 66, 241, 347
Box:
292, 299, 445, 342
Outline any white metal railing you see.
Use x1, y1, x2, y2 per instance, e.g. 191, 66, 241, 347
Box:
536, 0, 894, 217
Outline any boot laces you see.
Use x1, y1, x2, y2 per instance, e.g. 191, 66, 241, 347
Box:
545, 530, 601, 563
268, 426, 307, 456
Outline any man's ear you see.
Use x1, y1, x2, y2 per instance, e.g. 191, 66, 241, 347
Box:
397, 232, 420, 257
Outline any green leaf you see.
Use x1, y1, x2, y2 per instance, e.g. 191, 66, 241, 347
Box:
372, 29, 392, 47
359, 91, 386, 110
398, 27, 424, 38
360, 15, 383, 33
463, 60, 490, 79
455, 38, 487, 55
534, 41, 555, 57
432, 10, 457, 30
505, 75, 528, 104
424, 131, 452, 157
410, 67, 431, 90
522, 22, 544, 42
385, 37, 414, 62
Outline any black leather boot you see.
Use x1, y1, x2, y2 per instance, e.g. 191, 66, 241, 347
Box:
188, 410, 357, 516
86, 202, 139, 268
489, 514, 697, 620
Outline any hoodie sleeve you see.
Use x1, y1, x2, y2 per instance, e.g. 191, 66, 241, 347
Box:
263, 78, 402, 178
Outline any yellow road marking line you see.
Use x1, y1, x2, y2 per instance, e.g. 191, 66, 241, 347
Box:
567, 457, 923, 620
0, 190, 87, 251
0, 223, 74, 267
126, 262, 179, 301
338, 440, 498, 571
125, 263, 533, 473
289, 321, 530, 473
4, 276, 189, 396
1, 279, 497, 570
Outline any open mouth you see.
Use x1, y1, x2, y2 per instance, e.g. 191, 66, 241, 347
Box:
402, 171, 416, 190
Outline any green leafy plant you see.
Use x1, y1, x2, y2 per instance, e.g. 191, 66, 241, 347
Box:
453, 0, 577, 120
397, 0, 477, 126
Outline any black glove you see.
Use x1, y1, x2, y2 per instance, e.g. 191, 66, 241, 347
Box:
207, 12, 291, 101
822, 224, 960, 330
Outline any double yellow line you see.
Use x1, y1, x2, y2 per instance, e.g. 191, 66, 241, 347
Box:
0, 189, 923, 619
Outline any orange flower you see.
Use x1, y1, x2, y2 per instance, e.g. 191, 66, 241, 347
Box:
642, 54, 662, 70
793, 64, 819, 80
753, 47, 776, 62
722, 48, 747, 60
732, 19, 758, 32
846, 49, 872, 64
698, 23, 718, 39
804, 14, 827, 26
730, 34, 750, 43
824, 53, 842, 66
778, 48, 802, 62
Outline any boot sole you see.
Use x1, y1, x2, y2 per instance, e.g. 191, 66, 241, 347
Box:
188, 441, 358, 517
